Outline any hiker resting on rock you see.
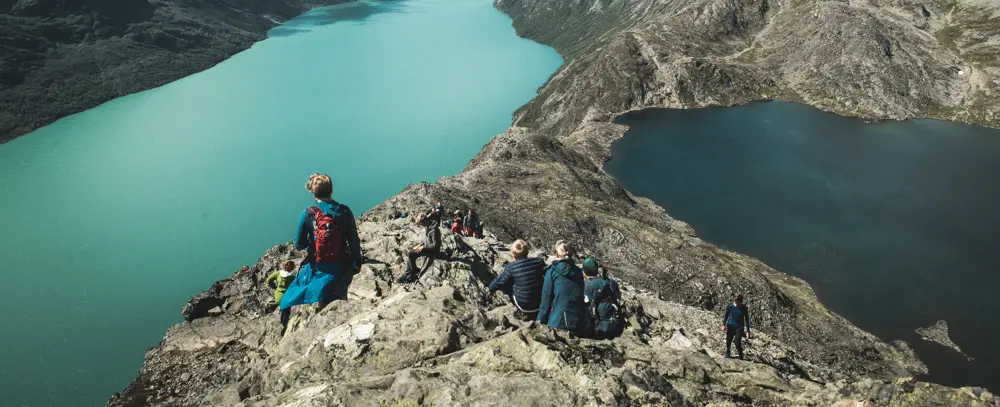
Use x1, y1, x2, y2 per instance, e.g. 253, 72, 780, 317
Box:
583, 258, 623, 339
537, 240, 588, 333
396, 213, 441, 284
279, 173, 363, 335
723, 293, 751, 359
266, 260, 297, 311
485, 239, 546, 321
450, 210, 463, 234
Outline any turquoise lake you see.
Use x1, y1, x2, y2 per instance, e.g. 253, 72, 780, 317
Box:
605, 102, 1000, 391
0, 1, 562, 405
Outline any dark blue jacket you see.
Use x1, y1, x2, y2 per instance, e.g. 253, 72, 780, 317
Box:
537, 259, 587, 331
488, 257, 545, 312
724, 303, 750, 332
585, 276, 621, 334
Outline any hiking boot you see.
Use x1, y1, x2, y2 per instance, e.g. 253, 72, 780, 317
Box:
724, 352, 732, 359
396, 272, 418, 284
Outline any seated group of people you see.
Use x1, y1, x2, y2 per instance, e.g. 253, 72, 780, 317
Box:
268, 172, 742, 354
484, 239, 623, 339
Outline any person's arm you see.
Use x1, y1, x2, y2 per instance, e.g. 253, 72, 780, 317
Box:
427, 224, 441, 251
722, 305, 731, 332
266, 271, 279, 289
488, 264, 513, 293
343, 207, 362, 270
536, 268, 554, 323
294, 209, 311, 251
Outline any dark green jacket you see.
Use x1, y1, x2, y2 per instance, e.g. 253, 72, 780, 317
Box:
537, 259, 587, 332
585, 276, 621, 334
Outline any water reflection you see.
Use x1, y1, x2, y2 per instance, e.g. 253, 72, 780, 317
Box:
268, 0, 411, 37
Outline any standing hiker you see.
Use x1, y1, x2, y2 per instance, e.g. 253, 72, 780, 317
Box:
279, 173, 362, 335
723, 293, 751, 359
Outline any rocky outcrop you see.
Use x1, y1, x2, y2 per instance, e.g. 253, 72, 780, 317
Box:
0, 0, 351, 142
107, 220, 997, 406
915, 320, 973, 361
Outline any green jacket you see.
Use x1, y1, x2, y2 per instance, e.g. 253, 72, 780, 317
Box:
266, 270, 296, 303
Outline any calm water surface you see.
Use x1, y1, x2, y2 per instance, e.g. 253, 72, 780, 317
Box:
0, 1, 561, 405
605, 101, 1000, 391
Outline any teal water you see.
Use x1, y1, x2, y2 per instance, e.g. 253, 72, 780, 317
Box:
0, 1, 561, 405
605, 102, 1000, 391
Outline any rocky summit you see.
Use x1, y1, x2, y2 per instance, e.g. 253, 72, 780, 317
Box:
107, 220, 996, 407
104, 0, 1000, 405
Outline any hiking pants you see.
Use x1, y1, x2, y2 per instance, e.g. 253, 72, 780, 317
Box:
405, 249, 439, 275
725, 325, 744, 357
280, 308, 292, 335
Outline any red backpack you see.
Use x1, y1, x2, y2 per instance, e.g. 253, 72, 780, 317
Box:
308, 205, 350, 263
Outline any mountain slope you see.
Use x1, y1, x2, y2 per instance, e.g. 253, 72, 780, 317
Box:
0, 0, 351, 142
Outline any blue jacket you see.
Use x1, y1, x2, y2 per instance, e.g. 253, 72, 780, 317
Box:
585, 276, 621, 334
488, 257, 545, 312
280, 200, 361, 309
536, 259, 587, 332
724, 303, 750, 332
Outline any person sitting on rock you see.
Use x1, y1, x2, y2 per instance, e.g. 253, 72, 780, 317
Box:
278, 173, 363, 335
723, 293, 751, 359
583, 258, 622, 339
396, 213, 441, 284
485, 239, 546, 321
536, 240, 587, 333
266, 260, 297, 310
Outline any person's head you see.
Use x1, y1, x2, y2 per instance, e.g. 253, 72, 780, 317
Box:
454, 210, 462, 217
734, 293, 744, 305
510, 239, 529, 260
582, 257, 599, 277
552, 240, 574, 258
415, 213, 428, 226
281, 260, 296, 272
305, 173, 333, 200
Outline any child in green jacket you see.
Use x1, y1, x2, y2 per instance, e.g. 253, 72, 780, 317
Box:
267, 260, 297, 306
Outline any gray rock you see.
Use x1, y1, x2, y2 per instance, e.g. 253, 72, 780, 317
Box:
915, 320, 973, 361
107, 222, 998, 406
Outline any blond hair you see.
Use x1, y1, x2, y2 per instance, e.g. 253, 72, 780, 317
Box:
553, 240, 573, 258
281, 260, 296, 271
510, 239, 528, 259
305, 173, 333, 199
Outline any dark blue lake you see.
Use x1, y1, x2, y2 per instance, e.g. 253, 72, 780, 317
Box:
605, 101, 1000, 391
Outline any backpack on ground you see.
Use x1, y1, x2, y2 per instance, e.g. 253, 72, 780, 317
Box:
308, 205, 350, 263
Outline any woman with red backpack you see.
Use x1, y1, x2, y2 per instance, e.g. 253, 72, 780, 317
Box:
278, 173, 362, 335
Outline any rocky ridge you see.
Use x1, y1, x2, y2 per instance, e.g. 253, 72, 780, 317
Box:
0, 0, 351, 141
108, 220, 996, 406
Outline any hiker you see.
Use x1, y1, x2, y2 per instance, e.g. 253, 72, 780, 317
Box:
427, 202, 445, 222
396, 213, 441, 284
723, 293, 751, 359
536, 240, 587, 333
450, 210, 463, 233
279, 173, 363, 335
485, 239, 546, 321
266, 260, 297, 309
462, 208, 479, 237
583, 259, 622, 339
